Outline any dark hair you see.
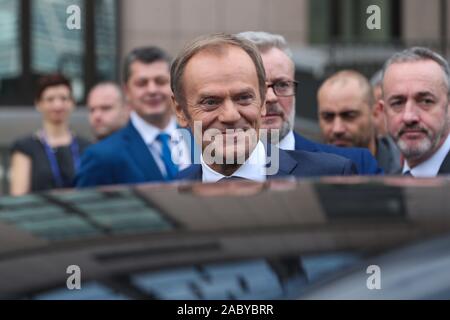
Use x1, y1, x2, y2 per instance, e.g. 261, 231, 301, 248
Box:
122, 46, 172, 83
35, 73, 72, 101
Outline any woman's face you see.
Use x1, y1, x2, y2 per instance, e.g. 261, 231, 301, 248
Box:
36, 85, 75, 124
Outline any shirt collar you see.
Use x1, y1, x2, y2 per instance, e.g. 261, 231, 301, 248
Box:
402, 132, 450, 177
130, 111, 178, 145
277, 130, 295, 151
200, 140, 267, 183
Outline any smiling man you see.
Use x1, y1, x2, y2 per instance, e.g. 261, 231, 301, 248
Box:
380, 47, 450, 177
173, 33, 356, 182
76, 46, 191, 187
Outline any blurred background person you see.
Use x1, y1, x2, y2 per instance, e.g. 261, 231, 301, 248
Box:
76, 46, 191, 187
87, 82, 129, 140
238, 31, 381, 175
370, 70, 389, 137
9, 74, 91, 196
317, 70, 401, 174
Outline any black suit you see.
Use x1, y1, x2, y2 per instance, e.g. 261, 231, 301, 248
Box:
177, 147, 357, 181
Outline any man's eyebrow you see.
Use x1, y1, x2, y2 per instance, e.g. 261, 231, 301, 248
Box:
387, 94, 406, 102
415, 91, 436, 98
268, 77, 291, 82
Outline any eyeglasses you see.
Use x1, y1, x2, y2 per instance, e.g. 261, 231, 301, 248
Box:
266, 80, 298, 97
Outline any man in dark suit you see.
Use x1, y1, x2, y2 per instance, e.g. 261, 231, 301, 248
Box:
171, 33, 356, 182
76, 47, 192, 187
237, 31, 382, 175
380, 47, 450, 177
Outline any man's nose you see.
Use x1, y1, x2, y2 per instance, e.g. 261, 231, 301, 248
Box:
266, 86, 278, 104
146, 80, 158, 93
402, 101, 420, 124
218, 100, 241, 124
331, 117, 346, 135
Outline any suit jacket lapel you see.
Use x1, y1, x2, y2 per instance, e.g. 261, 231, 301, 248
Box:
438, 151, 450, 174
267, 146, 298, 178
123, 122, 164, 181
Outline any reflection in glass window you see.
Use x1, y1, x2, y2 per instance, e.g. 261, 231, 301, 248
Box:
131, 260, 285, 300
34, 282, 129, 300
31, 0, 85, 101
95, 0, 118, 81
0, 0, 20, 79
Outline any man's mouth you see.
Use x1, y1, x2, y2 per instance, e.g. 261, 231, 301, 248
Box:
399, 128, 428, 139
330, 138, 352, 146
142, 96, 165, 106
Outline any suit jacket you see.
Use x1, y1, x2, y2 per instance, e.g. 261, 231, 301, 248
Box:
177, 147, 356, 181
396, 149, 450, 176
438, 152, 450, 174
76, 121, 166, 187
293, 132, 383, 175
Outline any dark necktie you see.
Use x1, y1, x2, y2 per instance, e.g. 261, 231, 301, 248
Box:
156, 133, 179, 179
403, 170, 413, 177
218, 176, 250, 182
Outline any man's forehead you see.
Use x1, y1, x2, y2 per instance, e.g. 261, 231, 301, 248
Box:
383, 60, 447, 93
129, 60, 170, 76
261, 48, 294, 76
185, 47, 258, 87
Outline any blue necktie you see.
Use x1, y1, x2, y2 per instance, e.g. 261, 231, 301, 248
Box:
157, 133, 179, 180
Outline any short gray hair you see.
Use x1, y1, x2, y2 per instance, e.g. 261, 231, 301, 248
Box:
170, 33, 267, 109
236, 31, 293, 58
382, 47, 450, 95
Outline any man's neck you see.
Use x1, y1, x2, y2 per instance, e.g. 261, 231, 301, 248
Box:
369, 137, 377, 156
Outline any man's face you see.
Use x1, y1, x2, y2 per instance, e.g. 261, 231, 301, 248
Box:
87, 86, 129, 139
124, 60, 172, 122
382, 60, 450, 166
261, 48, 296, 141
175, 46, 265, 166
318, 79, 374, 148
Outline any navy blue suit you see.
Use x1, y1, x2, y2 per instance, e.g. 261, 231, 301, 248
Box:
177, 147, 356, 181
76, 122, 166, 187
293, 132, 383, 175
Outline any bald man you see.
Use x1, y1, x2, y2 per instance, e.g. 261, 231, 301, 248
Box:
87, 82, 129, 140
317, 70, 401, 174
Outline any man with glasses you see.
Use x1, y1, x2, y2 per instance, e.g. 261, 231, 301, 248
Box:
238, 31, 382, 175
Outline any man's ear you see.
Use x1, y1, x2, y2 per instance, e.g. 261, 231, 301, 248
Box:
377, 99, 385, 116
122, 83, 130, 103
172, 95, 189, 128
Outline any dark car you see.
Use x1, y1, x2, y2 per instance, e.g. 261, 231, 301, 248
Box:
0, 176, 450, 299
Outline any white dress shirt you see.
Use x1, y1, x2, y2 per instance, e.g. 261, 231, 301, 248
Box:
402, 133, 450, 177
277, 130, 296, 151
200, 141, 267, 183
130, 111, 191, 177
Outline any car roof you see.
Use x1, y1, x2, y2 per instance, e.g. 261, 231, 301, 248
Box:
1, 176, 450, 298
